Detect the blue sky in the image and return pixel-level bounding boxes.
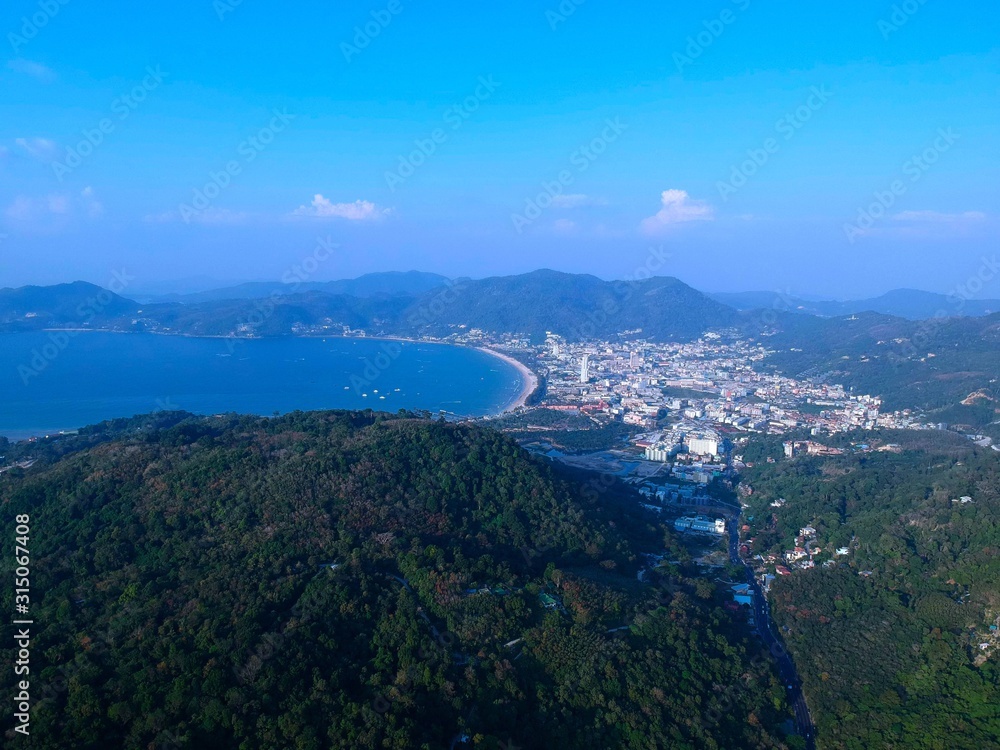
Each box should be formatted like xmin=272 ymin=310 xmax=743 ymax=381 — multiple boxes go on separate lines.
xmin=1 ymin=0 xmax=997 ymax=298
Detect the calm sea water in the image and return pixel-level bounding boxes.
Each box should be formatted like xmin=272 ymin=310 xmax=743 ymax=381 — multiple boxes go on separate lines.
xmin=0 ymin=332 xmax=524 ymax=439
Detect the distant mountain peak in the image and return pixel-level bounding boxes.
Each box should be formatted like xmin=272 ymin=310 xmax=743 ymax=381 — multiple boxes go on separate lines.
xmin=710 ymin=287 xmax=1000 ymax=320
xmin=0 ymin=280 xmax=139 ymax=328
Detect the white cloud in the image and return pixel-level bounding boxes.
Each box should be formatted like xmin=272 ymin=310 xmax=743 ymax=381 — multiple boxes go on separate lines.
xmin=854 ymin=210 xmax=990 ymax=241
xmin=4 ymin=195 xmax=66 ymax=223
xmin=4 ymin=189 xmax=103 ymax=225
xmin=4 ymin=196 xmax=34 ymax=221
xmin=15 ymin=137 xmax=58 ymax=162
xmin=552 ymin=218 xmax=576 ymax=233
xmin=7 ymin=59 xmax=56 ymax=82
xmin=81 ymin=186 xmax=103 ymax=217
xmin=640 ymin=189 xmax=714 ymax=234
xmin=47 ymin=195 xmax=69 ymax=214
xmin=292 ymin=194 xmax=388 ymax=220
xmin=194 ymin=208 xmax=250 ymax=225
xmin=892 ymin=210 xmax=987 ymax=223
xmin=551 ymin=193 xmax=606 ymax=209
xmin=143 ymin=207 xmax=250 ymax=225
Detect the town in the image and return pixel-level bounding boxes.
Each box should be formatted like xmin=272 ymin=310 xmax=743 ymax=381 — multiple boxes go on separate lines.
xmin=487 ymin=329 xmax=931 ymax=437
xmin=422 ymin=326 xmax=1000 ymax=655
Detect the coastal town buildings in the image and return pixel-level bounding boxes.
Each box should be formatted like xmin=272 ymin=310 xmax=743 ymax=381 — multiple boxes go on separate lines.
xmin=450 ymin=329 xmax=934 ymax=442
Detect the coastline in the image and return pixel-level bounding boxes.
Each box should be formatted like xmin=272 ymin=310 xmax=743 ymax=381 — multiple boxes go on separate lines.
xmin=2 ymin=331 xmax=538 ymax=438
xmin=475 ymin=347 xmax=539 ymax=413
xmin=34 ymin=328 xmax=540 ymax=413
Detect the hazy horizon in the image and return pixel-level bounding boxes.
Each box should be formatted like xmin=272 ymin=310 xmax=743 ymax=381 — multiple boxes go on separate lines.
xmin=2 ymin=1 xmax=997 ymax=299
xmin=7 ymin=266 xmax=1000 ymax=305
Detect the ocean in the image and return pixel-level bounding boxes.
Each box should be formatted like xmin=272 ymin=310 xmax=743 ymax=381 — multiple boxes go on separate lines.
xmin=0 ymin=332 xmax=525 ymax=439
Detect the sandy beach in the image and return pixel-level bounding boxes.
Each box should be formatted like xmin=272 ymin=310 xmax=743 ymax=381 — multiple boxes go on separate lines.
xmin=476 ymin=347 xmax=539 ymax=412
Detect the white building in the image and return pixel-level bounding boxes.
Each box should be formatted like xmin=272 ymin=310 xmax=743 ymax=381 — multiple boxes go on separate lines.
xmin=645 ymin=445 xmax=675 ymax=462
xmin=674 ymin=515 xmax=727 ymax=535
xmin=687 ymin=436 xmax=720 ymax=457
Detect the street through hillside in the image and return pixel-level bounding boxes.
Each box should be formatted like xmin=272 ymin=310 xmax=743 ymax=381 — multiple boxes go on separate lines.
xmin=729 ymin=519 xmax=816 ymax=750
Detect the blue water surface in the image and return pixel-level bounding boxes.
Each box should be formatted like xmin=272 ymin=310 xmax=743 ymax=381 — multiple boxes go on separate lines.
xmin=0 ymin=332 xmax=524 ymax=439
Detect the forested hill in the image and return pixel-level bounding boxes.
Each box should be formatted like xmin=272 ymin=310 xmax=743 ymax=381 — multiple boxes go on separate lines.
xmin=0 ymin=271 xmax=738 ymax=342
xmin=741 ymin=431 xmax=1000 ymax=749
xmin=0 ymin=281 xmax=139 ymax=329
xmin=760 ymin=311 xmax=1000 ymax=434
xmin=712 ymin=288 xmax=1000 ymax=320
xmin=402 ymin=270 xmax=740 ymax=341
xmin=0 ymin=412 xmax=790 ymax=749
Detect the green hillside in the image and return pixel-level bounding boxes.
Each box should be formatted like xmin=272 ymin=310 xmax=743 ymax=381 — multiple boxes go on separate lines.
xmin=1 ymin=412 xmax=790 ymax=749
xmin=740 ymin=434 xmax=1000 ymax=749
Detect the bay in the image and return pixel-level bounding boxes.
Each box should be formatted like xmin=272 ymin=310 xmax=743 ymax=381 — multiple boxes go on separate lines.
xmin=0 ymin=332 xmax=526 ymax=439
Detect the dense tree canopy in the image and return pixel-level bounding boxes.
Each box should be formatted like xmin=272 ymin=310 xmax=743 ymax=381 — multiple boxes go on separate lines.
xmin=1 ymin=411 xmax=789 ymax=749
xmin=742 ymin=435 xmax=1000 ymax=749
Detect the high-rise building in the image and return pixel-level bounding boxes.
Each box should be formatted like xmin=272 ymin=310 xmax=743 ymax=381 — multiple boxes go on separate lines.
xmin=580 ymin=354 xmax=590 ymax=384
xmin=686 ymin=436 xmax=720 ymax=457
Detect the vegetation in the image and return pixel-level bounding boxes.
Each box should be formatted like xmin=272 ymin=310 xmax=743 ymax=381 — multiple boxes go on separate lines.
xmin=1 ymin=411 xmax=789 ymax=749
xmin=741 ymin=436 xmax=1000 ymax=748
xmin=761 ymin=311 xmax=1000 ymax=431
xmin=0 ymin=272 xmax=739 ymax=343
xmin=491 ymin=409 xmax=641 ymax=453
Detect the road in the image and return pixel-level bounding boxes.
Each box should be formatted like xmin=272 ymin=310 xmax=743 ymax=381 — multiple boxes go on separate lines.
xmin=728 ymin=520 xmax=816 ymax=749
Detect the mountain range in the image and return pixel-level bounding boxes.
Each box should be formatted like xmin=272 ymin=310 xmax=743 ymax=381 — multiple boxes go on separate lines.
xmin=4 ymin=273 xmax=999 ymax=356
xmin=6 ymin=270 xmax=998 ymax=431
xmin=0 ymin=270 xmax=739 ymax=341
xmin=709 ymin=288 xmax=1000 ymax=320
xmin=138 ymin=270 xmax=452 ymax=304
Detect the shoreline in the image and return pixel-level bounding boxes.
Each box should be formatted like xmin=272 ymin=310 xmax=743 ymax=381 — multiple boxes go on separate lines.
xmin=2 ymin=330 xmax=540 ymax=439
xmin=474 ymin=347 xmax=539 ymax=413
xmin=33 ymin=328 xmax=540 ymax=413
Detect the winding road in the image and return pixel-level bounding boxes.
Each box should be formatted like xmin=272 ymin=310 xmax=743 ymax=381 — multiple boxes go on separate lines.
xmin=728 ymin=519 xmax=816 ymax=749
